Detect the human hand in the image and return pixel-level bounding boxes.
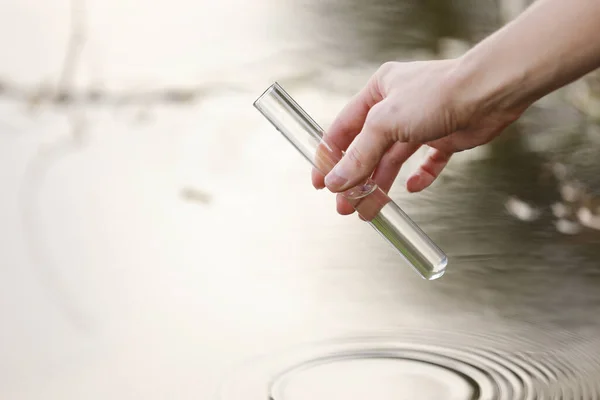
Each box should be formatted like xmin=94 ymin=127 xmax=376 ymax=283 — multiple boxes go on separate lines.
xmin=312 ymin=60 xmax=527 ymax=215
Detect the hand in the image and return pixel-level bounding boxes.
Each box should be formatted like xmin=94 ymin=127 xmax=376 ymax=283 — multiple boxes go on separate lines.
xmin=312 ymin=59 xmax=527 ymax=215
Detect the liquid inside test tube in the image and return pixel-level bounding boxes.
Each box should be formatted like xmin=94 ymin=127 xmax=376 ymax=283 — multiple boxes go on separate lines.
xmin=253 ymin=82 xmax=448 ymax=280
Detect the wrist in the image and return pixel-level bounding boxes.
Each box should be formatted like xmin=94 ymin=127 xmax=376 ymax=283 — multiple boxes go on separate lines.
xmin=448 ymin=48 xmax=531 ymax=129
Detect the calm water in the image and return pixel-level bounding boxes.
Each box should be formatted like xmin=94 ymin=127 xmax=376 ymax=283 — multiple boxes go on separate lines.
xmin=0 ymin=0 xmax=599 ymax=399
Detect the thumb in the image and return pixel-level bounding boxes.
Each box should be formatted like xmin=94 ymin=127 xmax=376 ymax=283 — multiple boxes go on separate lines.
xmin=324 ymin=100 xmax=396 ymax=192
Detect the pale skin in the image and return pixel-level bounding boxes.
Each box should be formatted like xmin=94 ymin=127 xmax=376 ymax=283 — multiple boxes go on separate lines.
xmin=312 ymin=0 xmax=600 ymax=216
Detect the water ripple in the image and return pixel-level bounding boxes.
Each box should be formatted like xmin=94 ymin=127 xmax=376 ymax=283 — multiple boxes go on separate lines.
xmin=218 ymin=330 xmax=600 ymax=400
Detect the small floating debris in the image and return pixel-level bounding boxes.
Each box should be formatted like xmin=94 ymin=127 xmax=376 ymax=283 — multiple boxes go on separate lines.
xmin=54 ymin=90 xmax=72 ymax=104
xmin=505 ymin=196 xmax=542 ymax=222
xmin=577 ymin=207 xmax=600 ymax=230
xmin=555 ymin=218 xmax=582 ymax=235
xmin=560 ymin=182 xmax=583 ymax=203
xmin=181 ymin=187 xmax=211 ymax=204
xmin=161 ymin=88 xmax=197 ymax=103
xmin=551 ymin=202 xmax=571 ymax=219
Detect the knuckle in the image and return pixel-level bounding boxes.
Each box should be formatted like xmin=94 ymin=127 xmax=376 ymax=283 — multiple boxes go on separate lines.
xmin=365 ymin=103 xmax=387 ymax=127
xmin=365 ymin=102 xmax=407 ymax=143
xmin=367 ymin=100 xmax=398 ymax=125
xmin=377 ymin=61 xmax=396 ymax=77
xmin=374 ymin=62 xmax=397 ymax=94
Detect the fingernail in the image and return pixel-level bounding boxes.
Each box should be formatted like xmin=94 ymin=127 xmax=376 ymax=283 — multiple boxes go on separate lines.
xmin=324 ymin=168 xmax=349 ymax=191
xmin=407 ymin=173 xmax=422 ymax=191
xmin=412 ymin=173 xmax=422 ymax=185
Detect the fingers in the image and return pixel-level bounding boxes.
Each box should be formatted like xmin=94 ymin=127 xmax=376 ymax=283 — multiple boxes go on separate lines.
xmin=324 ymin=100 xmax=397 ymax=192
xmin=427 ymin=130 xmax=477 ymax=154
xmin=371 ymin=142 xmax=421 ymax=194
xmin=312 ymin=168 xmax=325 ymax=189
xmin=406 ymin=147 xmax=452 ymax=193
xmin=404 ymin=129 xmax=480 ymax=192
xmin=333 ymin=142 xmax=420 ymax=216
xmin=311 ymin=77 xmax=383 ymax=190
xmin=336 ymin=194 xmax=355 ymax=215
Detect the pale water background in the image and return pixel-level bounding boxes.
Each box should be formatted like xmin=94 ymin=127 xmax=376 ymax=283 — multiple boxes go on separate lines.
xmin=1 ymin=0 xmax=600 ymax=399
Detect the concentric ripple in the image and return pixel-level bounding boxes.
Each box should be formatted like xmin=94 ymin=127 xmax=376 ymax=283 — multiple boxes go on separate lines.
xmin=217 ymin=329 xmax=600 ymax=400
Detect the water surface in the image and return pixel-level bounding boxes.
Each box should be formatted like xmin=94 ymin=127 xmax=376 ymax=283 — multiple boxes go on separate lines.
xmin=0 ymin=0 xmax=599 ymax=399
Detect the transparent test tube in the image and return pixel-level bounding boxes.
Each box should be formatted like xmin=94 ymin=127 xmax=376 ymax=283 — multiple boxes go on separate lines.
xmin=253 ymin=83 xmax=448 ymax=280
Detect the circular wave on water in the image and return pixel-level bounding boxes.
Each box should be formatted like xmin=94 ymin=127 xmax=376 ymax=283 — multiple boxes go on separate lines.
xmin=217 ymin=330 xmax=600 ymax=400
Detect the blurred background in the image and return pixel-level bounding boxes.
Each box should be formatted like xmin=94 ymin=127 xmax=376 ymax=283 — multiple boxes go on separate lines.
xmin=1 ymin=0 xmax=600 ymax=399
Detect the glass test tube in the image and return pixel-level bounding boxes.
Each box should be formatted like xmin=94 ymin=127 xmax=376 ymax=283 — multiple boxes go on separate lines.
xmin=253 ymin=82 xmax=448 ymax=280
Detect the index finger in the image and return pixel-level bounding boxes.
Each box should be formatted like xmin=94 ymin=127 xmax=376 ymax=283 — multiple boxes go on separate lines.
xmin=312 ymin=76 xmax=384 ymax=188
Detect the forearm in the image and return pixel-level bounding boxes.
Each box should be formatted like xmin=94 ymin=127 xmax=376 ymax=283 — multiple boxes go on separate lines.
xmin=454 ymin=0 xmax=600 ymax=116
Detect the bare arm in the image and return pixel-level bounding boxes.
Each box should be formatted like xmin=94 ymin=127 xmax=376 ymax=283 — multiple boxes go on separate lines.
xmin=456 ymin=0 xmax=600 ymax=119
